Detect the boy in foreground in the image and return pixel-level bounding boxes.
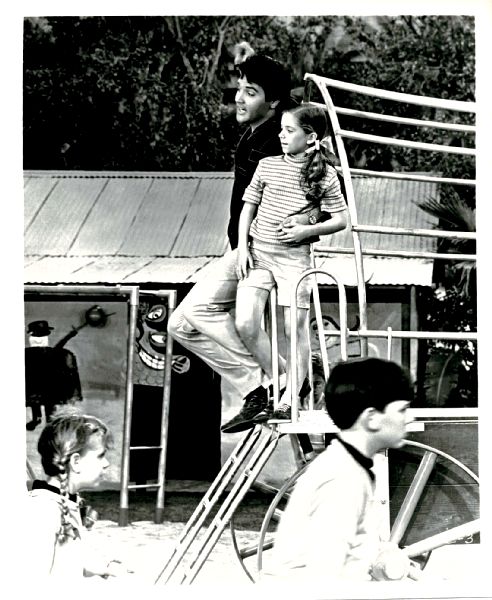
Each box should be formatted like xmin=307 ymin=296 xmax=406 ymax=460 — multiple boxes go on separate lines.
xmin=262 ymin=357 xmax=420 ymax=584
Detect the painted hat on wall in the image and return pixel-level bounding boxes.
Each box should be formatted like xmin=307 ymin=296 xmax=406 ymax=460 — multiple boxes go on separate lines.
xmin=27 ymin=320 xmax=54 ymax=337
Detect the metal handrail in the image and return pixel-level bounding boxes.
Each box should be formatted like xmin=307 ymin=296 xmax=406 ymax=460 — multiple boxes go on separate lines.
xmin=334 ymin=105 xmax=476 ymax=133
xmin=305 ymin=73 xmax=476 ymax=113
xmin=352 ymin=224 xmax=476 ymax=240
xmin=307 ymin=99 xmax=476 ymax=132
xmin=315 ymin=247 xmax=476 ymax=261
xmin=316 ymin=328 xmax=477 ymax=342
xmin=289 ymin=268 xmax=348 ymax=424
xmin=303 ymin=74 xmax=476 ymax=359
xmin=339 ymin=129 xmax=475 ymax=155
xmin=307 ymin=74 xmax=370 ymax=355
xmin=343 ymin=167 xmax=475 ymax=186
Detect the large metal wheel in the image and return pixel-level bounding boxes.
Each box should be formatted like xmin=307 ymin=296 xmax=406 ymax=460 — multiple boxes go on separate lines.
xmin=229 ymin=439 xmax=479 ymax=582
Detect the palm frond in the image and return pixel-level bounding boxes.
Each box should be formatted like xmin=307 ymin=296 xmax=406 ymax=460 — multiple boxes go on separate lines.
xmin=415 ymin=195 xmax=476 ymax=232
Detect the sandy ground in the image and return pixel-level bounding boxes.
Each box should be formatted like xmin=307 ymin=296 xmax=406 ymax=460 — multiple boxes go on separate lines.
xmin=83 ymin=518 xmax=487 ymax=596
xmin=88 ymin=519 xmax=261 ymax=586
xmin=26 ymin=397 xmax=486 ymax=593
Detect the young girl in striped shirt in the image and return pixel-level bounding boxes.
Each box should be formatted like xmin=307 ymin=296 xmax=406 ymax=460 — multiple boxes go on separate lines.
xmin=235 ymin=103 xmax=347 ymax=421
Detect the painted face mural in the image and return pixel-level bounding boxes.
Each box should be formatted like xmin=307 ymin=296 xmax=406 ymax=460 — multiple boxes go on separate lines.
xmin=309 ymin=313 xmax=378 ymax=360
xmin=134 ymin=301 xmax=190 ymax=386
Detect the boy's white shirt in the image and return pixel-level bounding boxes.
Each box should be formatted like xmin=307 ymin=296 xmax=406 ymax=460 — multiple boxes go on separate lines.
xmin=263 ymin=437 xmax=381 ymax=583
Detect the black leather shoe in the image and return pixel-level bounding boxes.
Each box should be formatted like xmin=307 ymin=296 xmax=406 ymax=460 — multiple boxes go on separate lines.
xmin=221 ymin=386 xmax=269 ymax=433
xmin=253 ymin=398 xmax=274 ymax=424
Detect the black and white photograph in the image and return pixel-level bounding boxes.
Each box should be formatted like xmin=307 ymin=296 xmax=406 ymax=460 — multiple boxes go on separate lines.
xmin=6 ymin=1 xmax=492 ymax=596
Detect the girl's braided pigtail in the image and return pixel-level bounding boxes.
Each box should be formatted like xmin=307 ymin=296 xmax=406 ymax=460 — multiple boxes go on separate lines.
xmin=287 ymin=103 xmax=341 ymax=207
xmin=56 ymin=456 xmax=81 ymax=544
xmin=302 ymin=141 xmax=338 ymax=207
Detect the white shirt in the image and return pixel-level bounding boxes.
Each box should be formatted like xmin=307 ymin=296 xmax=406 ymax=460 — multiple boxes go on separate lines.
xmin=263 ymin=438 xmax=380 ymax=583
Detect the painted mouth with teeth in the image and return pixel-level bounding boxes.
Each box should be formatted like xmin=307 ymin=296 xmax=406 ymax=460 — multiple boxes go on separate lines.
xmin=138 ymin=346 xmax=164 ymax=370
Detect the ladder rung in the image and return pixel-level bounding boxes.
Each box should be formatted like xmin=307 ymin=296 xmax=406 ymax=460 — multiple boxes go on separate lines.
xmin=129 ymin=445 xmax=163 ymax=450
xmin=128 ymin=483 xmax=161 ymax=490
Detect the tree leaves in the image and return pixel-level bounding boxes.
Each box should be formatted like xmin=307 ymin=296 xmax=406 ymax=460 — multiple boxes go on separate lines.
xmin=23 ymin=15 xmax=475 ymax=173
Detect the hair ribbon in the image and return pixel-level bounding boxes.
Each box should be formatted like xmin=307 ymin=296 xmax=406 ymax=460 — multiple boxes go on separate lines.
xmin=307 ymin=137 xmax=332 ymax=154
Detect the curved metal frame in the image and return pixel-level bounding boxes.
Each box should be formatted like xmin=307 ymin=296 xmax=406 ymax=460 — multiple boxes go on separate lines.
xmin=289 ymin=268 xmax=348 ymax=421
xmin=229 ymin=439 xmax=479 ymax=583
xmin=303 ymin=73 xmax=476 ymax=359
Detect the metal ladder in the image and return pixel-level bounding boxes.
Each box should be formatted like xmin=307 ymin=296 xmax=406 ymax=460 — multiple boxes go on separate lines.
xmin=23 ymin=284 xmax=176 ymax=525
xmin=119 ymin=288 xmax=177 ymax=525
xmin=154 ymin=275 xmax=348 ymax=584
xmin=154 ymin=425 xmax=281 ymax=584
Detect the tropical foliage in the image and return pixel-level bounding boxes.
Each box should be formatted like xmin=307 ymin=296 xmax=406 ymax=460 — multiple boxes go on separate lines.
xmin=23 ymin=14 xmax=477 ymax=405
xmin=23 ymin=15 xmax=475 ymax=173
xmin=416 ymin=190 xmax=477 ymax=406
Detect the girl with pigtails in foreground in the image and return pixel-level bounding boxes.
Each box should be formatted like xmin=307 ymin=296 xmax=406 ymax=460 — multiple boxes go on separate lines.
xmin=26 ymin=408 xmax=131 ymax=580
xmin=235 ymin=103 xmax=347 ymax=422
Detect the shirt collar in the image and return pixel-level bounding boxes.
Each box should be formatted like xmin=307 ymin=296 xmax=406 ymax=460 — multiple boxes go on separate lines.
xmin=31 ymin=479 xmax=79 ymax=503
xmin=245 ymin=114 xmax=281 ymax=139
xmin=335 ymin=436 xmax=375 ymax=481
xmin=283 ymin=153 xmax=309 ymax=165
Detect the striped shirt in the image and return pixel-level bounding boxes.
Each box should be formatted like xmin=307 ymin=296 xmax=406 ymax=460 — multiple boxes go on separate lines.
xmin=242 ymin=153 xmax=346 ymax=247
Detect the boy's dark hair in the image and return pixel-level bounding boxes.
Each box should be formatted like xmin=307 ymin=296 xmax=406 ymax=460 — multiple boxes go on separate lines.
xmin=237 ymin=54 xmax=291 ymax=108
xmin=324 ymin=358 xmax=413 ymax=430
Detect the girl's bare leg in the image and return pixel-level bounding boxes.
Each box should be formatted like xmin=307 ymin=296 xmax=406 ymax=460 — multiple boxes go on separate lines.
xmin=281 ymin=306 xmax=310 ymax=406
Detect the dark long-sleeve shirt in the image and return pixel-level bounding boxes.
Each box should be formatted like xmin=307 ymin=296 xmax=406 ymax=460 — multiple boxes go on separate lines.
xmin=227 ymin=115 xmax=282 ymax=249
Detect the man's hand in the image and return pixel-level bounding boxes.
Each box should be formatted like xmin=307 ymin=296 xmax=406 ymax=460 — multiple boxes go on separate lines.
xmin=277 ymin=219 xmax=311 ymax=243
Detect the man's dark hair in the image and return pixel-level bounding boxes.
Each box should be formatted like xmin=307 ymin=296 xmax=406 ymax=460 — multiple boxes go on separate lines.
xmin=324 ymin=358 xmax=413 ymax=430
xmin=237 ymin=54 xmax=291 ymax=108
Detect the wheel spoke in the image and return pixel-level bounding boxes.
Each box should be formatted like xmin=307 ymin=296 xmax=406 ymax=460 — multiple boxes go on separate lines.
xmin=404 ymin=519 xmax=480 ymax=558
xmin=390 ymin=450 xmax=437 ymax=544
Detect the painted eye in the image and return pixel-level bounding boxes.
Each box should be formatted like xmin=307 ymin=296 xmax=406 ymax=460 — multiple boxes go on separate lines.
xmin=146 ymin=304 xmax=167 ymax=324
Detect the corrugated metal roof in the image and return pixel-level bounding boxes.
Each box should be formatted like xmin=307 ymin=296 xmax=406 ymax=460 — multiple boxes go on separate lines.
xmin=24 ymin=170 xmax=438 ymax=286
xmin=320 ymin=176 xmax=438 ymax=252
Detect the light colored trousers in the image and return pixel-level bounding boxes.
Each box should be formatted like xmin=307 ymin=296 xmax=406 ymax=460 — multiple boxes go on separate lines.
xmin=167 ymin=250 xmax=264 ymax=399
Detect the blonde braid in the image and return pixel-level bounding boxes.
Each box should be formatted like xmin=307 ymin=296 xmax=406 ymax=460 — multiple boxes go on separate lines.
xmin=55 ymin=454 xmax=81 ymax=544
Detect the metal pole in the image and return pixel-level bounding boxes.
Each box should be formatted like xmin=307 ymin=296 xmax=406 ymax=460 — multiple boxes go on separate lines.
xmin=403 ymin=519 xmax=480 ymax=558
xmin=304 ymin=73 xmax=476 ymax=113
xmin=119 ymin=286 xmax=139 ymax=526
xmin=308 ymin=76 xmax=369 ymax=356
xmin=390 ymin=451 xmax=438 ymax=545
xmin=270 ymin=287 xmax=280 ymax=408
xmin=310 ymin=249 xmax=330 ymax=381
xmin=386 ymin=327 xmax=393 ymax=360
xmin=155 ymin=290 xmax=177 ymax=524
